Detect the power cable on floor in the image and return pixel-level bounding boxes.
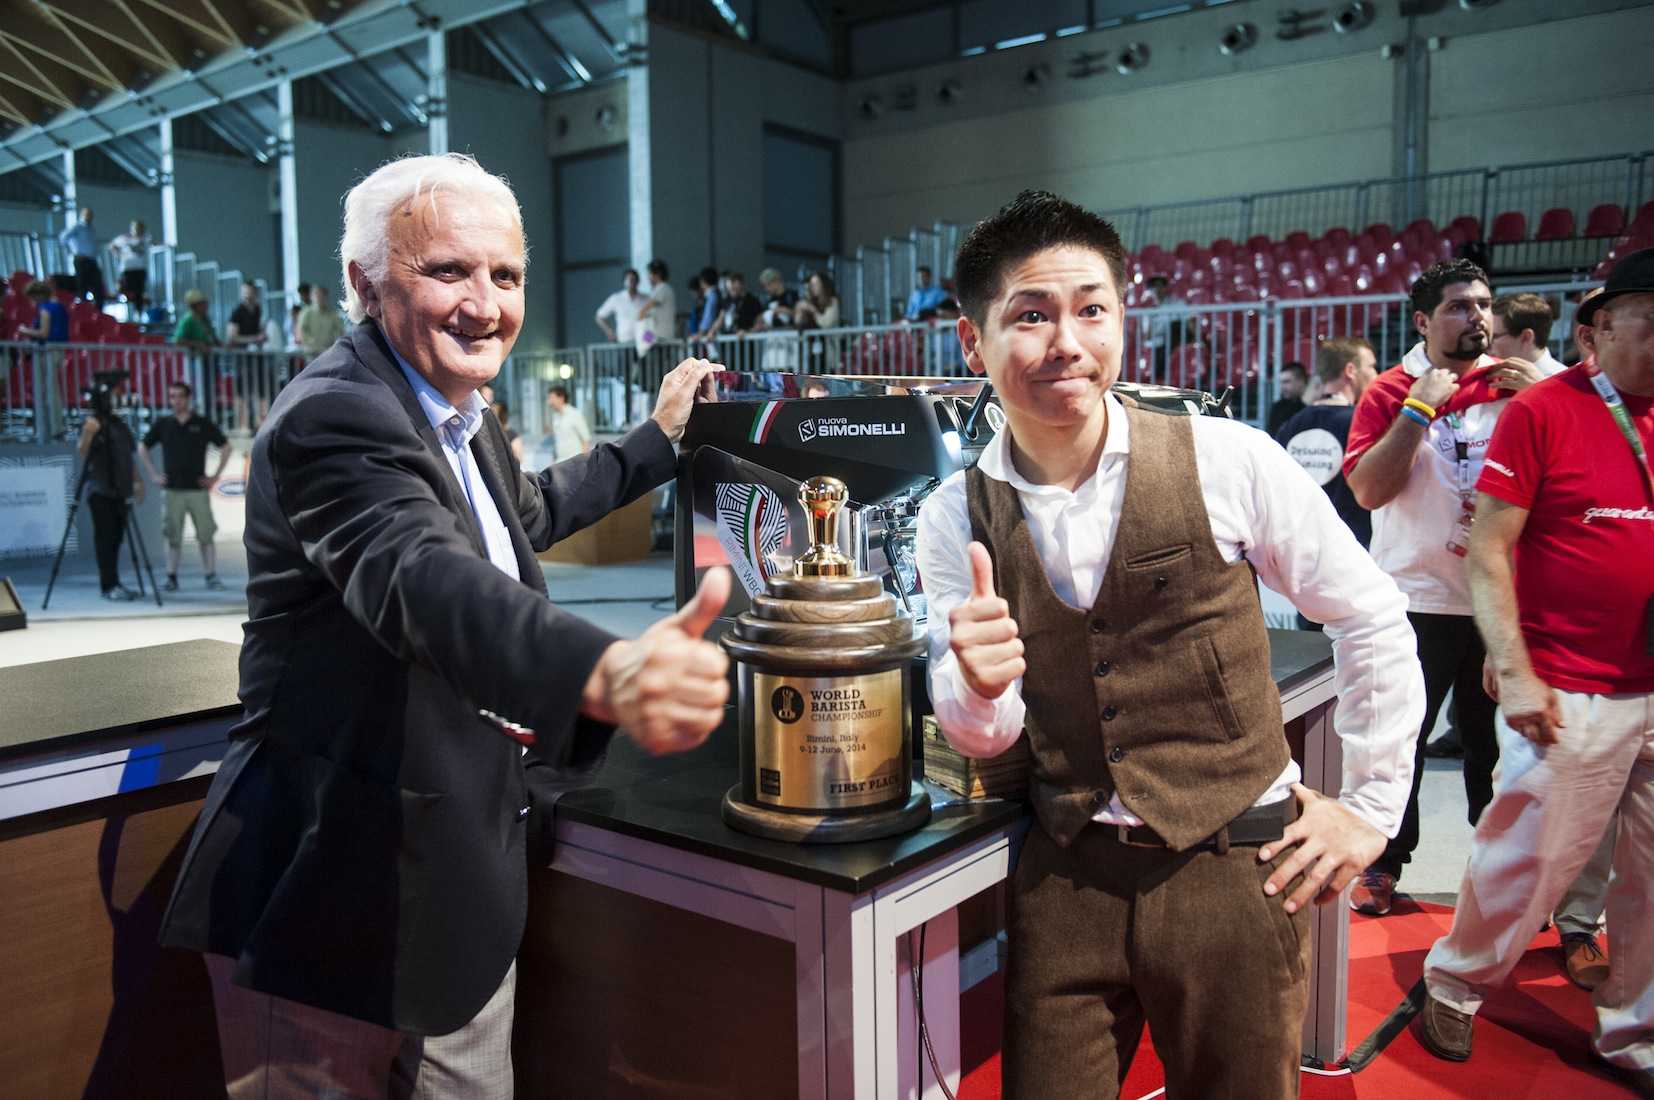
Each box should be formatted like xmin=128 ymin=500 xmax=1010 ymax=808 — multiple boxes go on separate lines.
xmin=909 ymin=921 xmax=958 ymax=1100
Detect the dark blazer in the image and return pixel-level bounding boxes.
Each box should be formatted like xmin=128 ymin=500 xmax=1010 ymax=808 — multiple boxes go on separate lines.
xmin=159 ymin=322 xmax=676 ymax=1035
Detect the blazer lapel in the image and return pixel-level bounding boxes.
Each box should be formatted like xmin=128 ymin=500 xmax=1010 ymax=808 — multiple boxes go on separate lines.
xmin=352 ymin=323 xmax=488 ymax=559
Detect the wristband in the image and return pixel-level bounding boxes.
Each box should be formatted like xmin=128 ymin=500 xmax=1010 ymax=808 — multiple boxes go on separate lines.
xmin=1399 ymin=405 xmax=1431 ymax=428
xmin=1402 ymin=397 xmax=1437 ymax=420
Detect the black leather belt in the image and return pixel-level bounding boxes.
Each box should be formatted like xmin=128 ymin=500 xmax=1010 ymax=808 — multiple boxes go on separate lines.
xmin=1107 ymin=797 xmax=1294 ymax=851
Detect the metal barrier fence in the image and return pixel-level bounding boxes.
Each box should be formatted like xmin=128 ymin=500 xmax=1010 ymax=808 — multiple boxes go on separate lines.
xmin=863 ymin=152 xmax=1650 ymax=274
xmin=1 ymin=280 xmax=1601 ymax=447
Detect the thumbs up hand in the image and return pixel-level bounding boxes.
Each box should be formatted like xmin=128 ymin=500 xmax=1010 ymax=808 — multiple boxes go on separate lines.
xmin=947 ymin=542 xmax=1025 ymax=701
xmin=582 ymin=567 xmax=733 ymax=754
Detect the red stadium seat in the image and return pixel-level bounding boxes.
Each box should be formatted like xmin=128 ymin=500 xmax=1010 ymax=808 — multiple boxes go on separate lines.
xmin=1362 ymin=223 xmax=1395 ymax=246
xmin=1210 ymin=237 xmax=1236 ymax=258
xmin=1301 ymin=270 xmax=1323 ymax=296
xmin=1377 ymin=270 xmax=1409 ymax=295
xmin=1285 ymin=231 xmax=1312 ymax=251
xmin=1329 ymin=273 xmax=1355 ymax=297
xmin=1584 ymin=204 xmax=1625 ymax=238
xmin=1245 ymin=234 xmax=1273 ymax=252
xmin=1535 ymin=207 xmax=1576 ymax=241
xmin=1403 ymin=218 xmax=1436 ymax=240
xmin=1324 ymin=226 xmax=1352 ymax=246
xmin=8 ymin=270 xmax=31 ymax=296
xmin=1174 ymin=240 xmax=1200 ymax=262
xmin=1489 ymin=211 xmax=1527 ymax=243
xmin=1274 ymin=279 xmax=1306 ymax=301
xmin=1446 ymin=216 xmax=1481 ymax=244
xmin=1632 ymin=202 xmax=1654 ymax=234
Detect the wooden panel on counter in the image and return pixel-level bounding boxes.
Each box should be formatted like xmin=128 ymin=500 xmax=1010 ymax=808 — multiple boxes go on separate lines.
xmin=0 ymin=780 xmax=220 ymax=1099
xmin=515 ymin=868 xmax=798 ymax=1098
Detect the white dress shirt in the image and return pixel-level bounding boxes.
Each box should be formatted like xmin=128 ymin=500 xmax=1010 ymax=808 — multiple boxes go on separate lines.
xmin=597 ymin=288 xmax=645 ymax=344
xmin=917 ymin=391 xmax=1424 ymax=837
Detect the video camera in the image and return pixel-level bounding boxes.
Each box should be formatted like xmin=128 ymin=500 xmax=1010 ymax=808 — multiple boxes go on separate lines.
xmin=81 ymin=369 xmax=130 ymax=418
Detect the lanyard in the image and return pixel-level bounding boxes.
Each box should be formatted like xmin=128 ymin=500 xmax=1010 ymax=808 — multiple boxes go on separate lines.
xmin=1442 ymin=411 xmax=1473 ymax=496
xmin=1584 ymin=363 xmax=1654 ymax=499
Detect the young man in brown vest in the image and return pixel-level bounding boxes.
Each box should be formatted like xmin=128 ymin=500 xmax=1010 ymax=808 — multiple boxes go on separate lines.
xmin=916 ymin=191 xmax=1425 ymax=1098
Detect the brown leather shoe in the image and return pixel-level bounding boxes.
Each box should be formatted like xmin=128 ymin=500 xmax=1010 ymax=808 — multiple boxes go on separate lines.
xmin=1562 ymin=933 xmax=1610 ymax=991
xmin=1349 ymin=869 xmax=1396 ymax=915
xmin=1417 ymin=993 xmax=1474 ymax=1062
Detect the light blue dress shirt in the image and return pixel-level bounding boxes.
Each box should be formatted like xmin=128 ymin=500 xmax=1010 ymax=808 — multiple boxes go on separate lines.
xmin=904 ymin=284 xmax=947 ymax=320
xmin=60 ymin=222 xmax=97 ymax=259
xmin=391 ymin=350 xmax=521 ymax=582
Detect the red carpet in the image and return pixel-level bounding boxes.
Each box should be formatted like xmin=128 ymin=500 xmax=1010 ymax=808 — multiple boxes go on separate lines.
xmin=957 ymin=899 xmax=1636 ymax=1098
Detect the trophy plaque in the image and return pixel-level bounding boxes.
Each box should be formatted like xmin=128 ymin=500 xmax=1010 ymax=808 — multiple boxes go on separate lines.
xmin=720 ymin=476 xmax=931 ymax=843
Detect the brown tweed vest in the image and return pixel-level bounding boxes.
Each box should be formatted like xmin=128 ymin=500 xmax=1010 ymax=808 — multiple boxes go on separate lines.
xmin=965 ymin=401 xmax=1287 ymax=850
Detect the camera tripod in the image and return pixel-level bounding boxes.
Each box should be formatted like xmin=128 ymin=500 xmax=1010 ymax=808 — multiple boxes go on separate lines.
xmin=41 ymin=455 xmax=163 ymax=610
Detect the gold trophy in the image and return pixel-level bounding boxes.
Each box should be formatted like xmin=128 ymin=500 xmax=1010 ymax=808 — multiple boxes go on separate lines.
xmin=720 ymin=476 xmax=931 ymax=843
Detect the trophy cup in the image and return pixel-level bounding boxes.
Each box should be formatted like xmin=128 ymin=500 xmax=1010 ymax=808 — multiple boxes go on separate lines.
xmin=720 ymin=476 xmax=931 ymax=843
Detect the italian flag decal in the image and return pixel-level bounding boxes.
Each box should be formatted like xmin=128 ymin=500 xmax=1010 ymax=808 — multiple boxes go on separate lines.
xmin=749 ymin=401 xmax=783 ymax=444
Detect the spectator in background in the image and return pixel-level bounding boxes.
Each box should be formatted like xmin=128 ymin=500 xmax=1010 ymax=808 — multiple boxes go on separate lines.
xmin=1417 ymin=253 xmax=1654 ymax=1088
xmin=76 ymin=375 xmax=143 ymax=600
xmin=719 ymin=272 xmax=763 ymax=334
xmin=1275 ymin=338 xmax=1379 ymax=631
xmin=16 ymin=280 xmax=68 ymax=342
xmin=287 ymin=282 xmax=312 ymax=346
xmin=1265 ymin=361 xmax=1309 ymax=435
xmin=1343 ymin=259 xmax=1507 ymax=917
xmin=490 ymin=398 xmax=525 ymax=463
xmin=227 ymin=281 xmax=266 ymax=347
xmin=689 ymin=265 xmax=722 ymax=349
xmin=1488 ymin=292 xmax=1567 ymax=386
xmin=139 ymin=381 xmax=231 ymax=592
xmin=108 ymin=220 xmax=150 ymax=311
xmin=904 ymin=265 xmax=946 ymax=321
xmin=173 ymin=289 xmax=218 ymax=352
xmin=595 ymin=268 xmax=647 ymax=345
xmin=637 ymin=259 xmax=676 ymax=360
xmin=756 ymin=268 xmax=798 ymax=329
xmin=59 ymin=206 xmax=104 ymax=308
xmin=802 ymin=379 xmax=831 ymax=398
xmin=298 ymin=285 xmax=346 ymax=357
xmin=545 ymin=384 xmax=593 ymax=461
xmin=795 ymin=270 xmax=841 ymax=330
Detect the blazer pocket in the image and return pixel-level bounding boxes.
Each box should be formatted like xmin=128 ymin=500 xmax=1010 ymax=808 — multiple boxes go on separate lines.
xmin=1197 ymin=635 xmax=1245 ymax=742
xmin=1123 ymin=544 xmax=1192 ymax=570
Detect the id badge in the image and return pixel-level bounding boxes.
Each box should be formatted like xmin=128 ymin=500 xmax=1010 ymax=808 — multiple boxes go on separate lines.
xmin=1445 ymin=494 xmax=1475 ymax=558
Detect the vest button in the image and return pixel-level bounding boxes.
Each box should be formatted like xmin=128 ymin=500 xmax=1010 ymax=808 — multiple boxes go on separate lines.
xmin=1108 ymin=745 xmax=1125 ymax=763
xmin=1102 ymin=705 xmax=1118 ymax=721
xmin=1094 ymin=660 xmax=1111 ymax=677
xmin=1155 ymin=575 xmax=1169 ymax=590
xmin=1089 ymin=618 xmax=1106 ymax=633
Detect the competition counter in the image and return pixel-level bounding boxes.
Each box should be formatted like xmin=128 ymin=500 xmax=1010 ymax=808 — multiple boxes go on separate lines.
xmin=0 ymin=632 xmax=1340 ymax=1099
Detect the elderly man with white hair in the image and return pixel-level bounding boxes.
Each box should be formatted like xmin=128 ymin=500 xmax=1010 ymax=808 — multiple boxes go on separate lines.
xmin=160 ymin=153 xmax=728 ymax=1098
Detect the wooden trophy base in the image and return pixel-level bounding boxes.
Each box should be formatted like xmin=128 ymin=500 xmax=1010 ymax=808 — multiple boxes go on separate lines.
xmin=721 ymin=782 xmax=931 ymax=844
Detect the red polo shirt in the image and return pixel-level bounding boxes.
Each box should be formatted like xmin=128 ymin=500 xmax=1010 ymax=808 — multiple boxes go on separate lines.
xmin=1477 ymin=365 xmax=1654 ymax=694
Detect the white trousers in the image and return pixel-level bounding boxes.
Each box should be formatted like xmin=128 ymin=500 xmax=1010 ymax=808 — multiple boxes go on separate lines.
xmin=1423 ymin=688 xmax=1654 ymax=1070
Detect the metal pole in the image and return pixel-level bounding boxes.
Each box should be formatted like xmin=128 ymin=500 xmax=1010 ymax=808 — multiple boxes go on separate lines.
xmin=277 ymin=80 xmax=300 ymax=301
xmin=427 ymin=28 xmax=449 ymax=155
xmin=158 ymin=117 xmax=178 ymax=248
xmin=61 ymin=149 xmax=77 ymax=231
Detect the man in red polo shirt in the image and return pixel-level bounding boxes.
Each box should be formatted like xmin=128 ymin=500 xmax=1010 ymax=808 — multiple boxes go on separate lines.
xmin=1342 ymin=259 xmax=1538 ymax=915
xmin=1417 ymin=250 xmax=1654 ymax=1092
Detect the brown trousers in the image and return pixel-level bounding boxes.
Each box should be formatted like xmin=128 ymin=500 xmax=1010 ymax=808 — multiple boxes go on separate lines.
xmin=1005 ymin=823 xmax=1311 ymax=1100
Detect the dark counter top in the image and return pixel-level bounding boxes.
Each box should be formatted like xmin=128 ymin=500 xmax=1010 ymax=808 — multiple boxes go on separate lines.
xmin=0 ymin=640 xmax=241 ymax=762
xmin=555 ymin=627 xmax=1335 ymax=895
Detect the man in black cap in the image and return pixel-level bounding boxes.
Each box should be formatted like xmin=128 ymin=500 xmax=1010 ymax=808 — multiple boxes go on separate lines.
xmin=1416 ymin=249 xmax=1654 ymax=1093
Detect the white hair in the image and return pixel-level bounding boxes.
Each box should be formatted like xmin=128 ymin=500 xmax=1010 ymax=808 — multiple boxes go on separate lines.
xmin=339 ymin=152 xmax=524 ymax=324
